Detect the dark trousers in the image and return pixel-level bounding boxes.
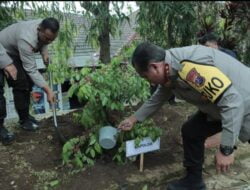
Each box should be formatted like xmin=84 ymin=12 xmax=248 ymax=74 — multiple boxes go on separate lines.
xmin=0 ymin=58 xmax=33 ymax=125
xmin=0 ymin=70 xmax=6 ymax=125
xmin=181 ymin=111 xmax=222 ymax=170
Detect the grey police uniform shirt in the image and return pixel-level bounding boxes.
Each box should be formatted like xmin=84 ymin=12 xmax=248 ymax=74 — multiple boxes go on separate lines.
xmin=134 ymin=45 xmax=250 ymax=147
xmin=0 ymin=19 xmax=48 ymax=87
xmin=0 ymin=43 xmax=12 ymax=69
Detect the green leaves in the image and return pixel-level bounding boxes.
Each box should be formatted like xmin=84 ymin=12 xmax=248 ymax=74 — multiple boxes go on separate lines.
xmin=62 ymin=40 xmax=156 ymax=169
xmin=137 ymin=2 xmax=199 ymax=48
xmin=89 ymin=135 xmax=96 ymax=145
xmin=142 ymin=185 xmax=148 ymax=190
xmin=62 ymin=119 xmax=161 ymax=168
xmin=81 ymin=2 xmax=127 ymax=45
xmin=126 ymin=120 xmax=162 ymax=148
xmin=48 ymin=18 xmax=78 ymax=84
xmin=70 ymin=45 xmax=150 ymax=129
xmin=62 ymin=133 xmax=103 ymax=168
xmin=48 ymin=180 xmax=60 ymax=187
xmin=113 ymin=120 xmax=161 ymax=164
xmin=94 ymin=143 xmax=102 ymax=154
xmin=90 ymin=149 xmax=95 ymax=158
xmin=112 ymin=142 xmax=126 ymax=164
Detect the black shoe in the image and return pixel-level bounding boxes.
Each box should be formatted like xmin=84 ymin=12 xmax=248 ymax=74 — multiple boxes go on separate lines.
xmin=168 ymin=99 xmax=177 ymax=105
xmin=29 ymin=115 xmax=39 ymax=125
xmin=0 ymin=127 xmax=15 ymax=145
xmin=19 ymin=119 xmax=40 ymax=131
xmin=20 ymin=115 xmax=39 ymax=125
xmin=167 ymin=176 xmax=206 ymax=190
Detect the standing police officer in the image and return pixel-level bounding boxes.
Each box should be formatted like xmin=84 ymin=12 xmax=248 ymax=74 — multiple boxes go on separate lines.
xmin=0 ymin=17 xmax=59 ymax=145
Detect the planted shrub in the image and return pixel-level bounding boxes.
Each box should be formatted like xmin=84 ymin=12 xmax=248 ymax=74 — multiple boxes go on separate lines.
xmin=63 ymin=44 xmax=162 ymax=168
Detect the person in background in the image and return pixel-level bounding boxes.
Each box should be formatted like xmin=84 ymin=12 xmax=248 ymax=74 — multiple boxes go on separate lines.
xmin=198 ymin=33 xmax=237 ymax=59
xmin=0 ymin=17 xmax=59 ymax=145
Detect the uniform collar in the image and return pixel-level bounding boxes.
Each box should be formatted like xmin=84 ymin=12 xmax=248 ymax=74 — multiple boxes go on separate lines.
xmin=20 ymin=19 xmax=42 ymax=52
xmin=165 ymin=50 xmax=179 ymax=80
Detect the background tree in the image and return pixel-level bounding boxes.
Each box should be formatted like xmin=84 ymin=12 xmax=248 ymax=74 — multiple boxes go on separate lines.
xmin=80 ymin=1 xmax=129 ymax=64
xmin=0 ymin=1 xmax=25 ymax=29
xmin=136 ymin=1 xmax=198 ymax=48
xmin=196 ymin=1 xmax=250 ymax=64
xmin=196 ymin=1 xmax=220 ymax=39
xmin=136 ymin=1 xmax=250 ymax=64
xmin=218 ymin=1 xmax=250 ymax=64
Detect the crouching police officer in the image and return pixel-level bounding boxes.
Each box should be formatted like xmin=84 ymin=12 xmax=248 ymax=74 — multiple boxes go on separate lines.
xmin=0 ymin=18 xmax=59 ymax=145
xmin=118 ymin=42 xmax=250 ymax=190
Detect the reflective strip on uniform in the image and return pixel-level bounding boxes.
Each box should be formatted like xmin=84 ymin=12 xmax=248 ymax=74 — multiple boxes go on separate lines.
xmin=178 ymin=60 xmax=232 ymax=103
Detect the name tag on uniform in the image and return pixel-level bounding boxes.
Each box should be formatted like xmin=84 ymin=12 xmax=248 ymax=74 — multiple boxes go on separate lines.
xmin=178 ymin=60 xmax=232 ymax=103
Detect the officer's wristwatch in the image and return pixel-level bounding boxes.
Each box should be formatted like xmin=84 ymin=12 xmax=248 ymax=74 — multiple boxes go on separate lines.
xmin=219 ymin=145 xmax=234 ymax=156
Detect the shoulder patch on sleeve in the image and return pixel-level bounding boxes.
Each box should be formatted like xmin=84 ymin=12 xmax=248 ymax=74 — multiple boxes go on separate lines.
xmin=178 ymin=60 xmax=232 ymax=103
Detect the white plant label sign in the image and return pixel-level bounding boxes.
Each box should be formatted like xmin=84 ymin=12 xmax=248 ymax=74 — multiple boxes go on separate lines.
xmin=126 ymin=137 xmax=160 ymax=157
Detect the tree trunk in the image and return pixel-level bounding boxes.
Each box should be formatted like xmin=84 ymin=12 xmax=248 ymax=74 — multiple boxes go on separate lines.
xmin=167 ymin=16 xmax=173 ymax=48
xmin=99 ymin=27 xmax=110 ymax=64
xmin=99 ymin=1 xmax=111 ymax=64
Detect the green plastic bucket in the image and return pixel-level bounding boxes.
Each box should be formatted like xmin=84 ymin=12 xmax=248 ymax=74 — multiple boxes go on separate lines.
xmin=99 ymin=126 xmax=119 ymax=149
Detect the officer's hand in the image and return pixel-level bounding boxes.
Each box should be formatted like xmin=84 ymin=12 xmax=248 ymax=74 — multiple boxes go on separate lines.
xmin=215 ymin=150 xmax=234 ymax=173
xmin=47 ymin=89 xmax=55 ymax=104
xmin=118 ymin=115 xmax=137 ymax=131
xmin=43 ymin=55 xmax=50 ymax=65
xmin=4 ymin=64 xmax=17 ymax=80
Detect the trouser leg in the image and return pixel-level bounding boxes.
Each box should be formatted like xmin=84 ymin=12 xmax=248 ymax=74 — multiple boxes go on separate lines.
xmin=0 ymin=70 xmax=6 ymax=126
xmin=181 ymin=111 xmax=222 ymax=171
xmin=13 ymin=88 xmax=30 ymax=121
xmin=6 ymin=59 xmax=33 ymax=121
xmin=0 ymin=70 xmax=15 ymax=144
xmin=167 ymin=111 xmax=222 ymax=190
